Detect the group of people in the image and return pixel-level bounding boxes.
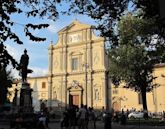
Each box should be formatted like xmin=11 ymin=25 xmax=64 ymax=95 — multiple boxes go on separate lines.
xmin=61 ymin=104 xmax=96 ymax=129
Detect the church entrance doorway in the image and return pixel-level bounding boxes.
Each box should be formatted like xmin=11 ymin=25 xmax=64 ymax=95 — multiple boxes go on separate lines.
xmin=69 ymin=95 xmax=79 ymax=106
xmin=113 ymin=101 xmax=121 ymax=111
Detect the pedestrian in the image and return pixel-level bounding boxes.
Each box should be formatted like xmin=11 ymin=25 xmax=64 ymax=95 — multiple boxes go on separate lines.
xmin=75 ymin=106 xmax=80 ymax=126
xmin=61 ymin=111 xmax=69 ymax=129
xmin=104 ymin=112 xmax=112 ymax=129
xmin=113 ymin=112 xmax=119 ymax=123
xmin=88 ymin=107 xmax=96 ymax=129
xmin=161 ymin=111 xmax=165 ymax=121
xmin=84 ymin=105 xmax=89 ymax=129
xmin=37 ymin=112 xmax=48 ymax=129
xmin=120 ymin=111 xmax=126 ymax=125
xmin=101 ymin=106 xmax=106 ymax=121
xmin=68 ymin=105 xmax=76 ymax=129
xmin=78 ymin=104 xmax=87 ymax=129
xmin=43 ymin=107 xmax=50 ymax=129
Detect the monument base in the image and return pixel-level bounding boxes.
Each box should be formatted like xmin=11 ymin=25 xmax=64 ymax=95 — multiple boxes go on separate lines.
xmin=20 ymin=82 xmax=33 ymax=113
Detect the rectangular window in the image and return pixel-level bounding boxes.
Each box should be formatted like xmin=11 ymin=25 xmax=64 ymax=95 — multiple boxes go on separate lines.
xmin=72 ymin=58 xmax=78 ymax=70
xmin=42 ymin=82 xmax=46 ymax=89
xmin=113 ymin=89 xmax=118 ymax=94
xmin=138 ymin=93 xmax=142 ymax=104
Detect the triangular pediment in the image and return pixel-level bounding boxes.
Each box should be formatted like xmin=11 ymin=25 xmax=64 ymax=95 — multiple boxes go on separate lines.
xmin=58 ymin=20 xmax=91 ymax=34
xmin=67 ymin=80 xmax=83 ymax=91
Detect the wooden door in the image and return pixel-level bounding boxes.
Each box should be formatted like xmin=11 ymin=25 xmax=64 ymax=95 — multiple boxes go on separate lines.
xmin=113 ymin=102 xmax=121 ymax=111
xmin=72 ymin=95 xmax=79 ymax=106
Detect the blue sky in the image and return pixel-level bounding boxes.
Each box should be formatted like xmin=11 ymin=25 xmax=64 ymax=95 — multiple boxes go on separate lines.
xmin=6 ymin=3 xmax=96 ymax=78
xmin=6 ymin=1 xmax=133 ymax=78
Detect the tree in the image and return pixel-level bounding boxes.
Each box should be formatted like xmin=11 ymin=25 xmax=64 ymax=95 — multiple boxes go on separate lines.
xmin=0 ymin=66 xmax=13 ymax=105
xmin=68 ymin=0 xmax=165 ymax=46
xmin=109 ymin=14 xmax=164 ymax=111
xmin=1 ymin=0 xmax=165 ymax=70
xmin=0 ymin=0 xmax=51 ymax=69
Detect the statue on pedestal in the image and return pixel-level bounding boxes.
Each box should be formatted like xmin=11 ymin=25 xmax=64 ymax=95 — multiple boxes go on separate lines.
xmin=19 ymin=49 xmax=33 ymax=82
xmin=18 ymin=49 xmax=33 ymax=113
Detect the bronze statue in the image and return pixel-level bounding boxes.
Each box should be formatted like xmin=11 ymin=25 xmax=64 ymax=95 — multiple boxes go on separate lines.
xmin=19 ymin=49 xmax=32 ymax=82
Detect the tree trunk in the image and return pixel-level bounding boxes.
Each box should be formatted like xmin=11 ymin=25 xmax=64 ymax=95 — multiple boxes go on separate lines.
xmin=141 ymin=87 xmax=148 ymax=111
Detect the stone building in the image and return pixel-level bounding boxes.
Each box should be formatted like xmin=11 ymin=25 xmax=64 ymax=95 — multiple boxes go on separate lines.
xmin=11 ymin=20 xmax=165 ymax=112
xmin=47 ymin=20 xmax=110 ymax=109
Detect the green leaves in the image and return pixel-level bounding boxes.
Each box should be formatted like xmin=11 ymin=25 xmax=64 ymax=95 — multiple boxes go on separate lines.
xmin=109 ymin=15 xmax=161 ymax=94
xmin=24 ymin=23 xmax=49 ymax=41
xmin=0 ymin=0 xmax=51 ymax=69
xmin=0 ymin=66 xmax=13 ymax=105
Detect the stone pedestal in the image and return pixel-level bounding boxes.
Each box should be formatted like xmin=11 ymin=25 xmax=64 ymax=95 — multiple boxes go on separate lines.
xmin=20 ymin=82 xmax=33 ymax=113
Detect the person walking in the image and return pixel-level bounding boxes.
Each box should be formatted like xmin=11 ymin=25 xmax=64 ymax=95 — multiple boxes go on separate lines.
xmin=37 ymin=112 xmax=48 ymax=129
xmin=61 ymin=111 xmax=69 ymax=129
xmin=88 ymin=107 xmax=96 ymax=129
xmin=78 ymin=104 xmax=87 ymax=129
xmin=68 ymin=105 xmax=76 ymax=129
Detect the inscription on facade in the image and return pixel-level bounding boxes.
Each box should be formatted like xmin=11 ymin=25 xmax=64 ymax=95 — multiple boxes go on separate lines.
xmin=68 ymin=33 xmax=82 ymax=43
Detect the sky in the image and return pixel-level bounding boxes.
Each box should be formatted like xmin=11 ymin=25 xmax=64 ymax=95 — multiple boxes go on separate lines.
xmin=6 ymin=2 xmax=96 ymax=78
xmin=6 ymin=1 xmax=133 ymax=79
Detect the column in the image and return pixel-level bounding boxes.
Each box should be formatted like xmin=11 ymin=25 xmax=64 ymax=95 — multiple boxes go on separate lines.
xmin=64 ymin=44 xmax=68 ymax=107
xmin=85 ymin=29 xmax=88 ymax=106
xmin=102 ymin=75 xmax=107 ymax=109
xmin=88 ymin=39 xmax=93 ymax=107
xmin=48 ymin=43 xmax=53 ymax=109
xmin=48 ymin=43 xmax=53 ymax=74
xmin=87 ymin=74 xmax=93 ymax=107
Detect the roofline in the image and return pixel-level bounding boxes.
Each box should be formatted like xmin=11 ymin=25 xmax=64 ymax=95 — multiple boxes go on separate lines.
xmin=27 ymin=76 xmax=48 ymax=79
xmin=154 ymin=63 xmax=165 ymax=68
xmin=57 ymin=20 xmax=91 ymax=34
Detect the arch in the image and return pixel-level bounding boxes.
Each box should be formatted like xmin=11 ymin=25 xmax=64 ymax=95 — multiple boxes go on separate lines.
xmin=67 ymin=81 xmax=83 ymax=107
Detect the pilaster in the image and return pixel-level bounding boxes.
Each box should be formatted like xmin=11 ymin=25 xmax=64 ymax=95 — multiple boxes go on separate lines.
xmin=48 ymin=43 xmax=53 ymax=109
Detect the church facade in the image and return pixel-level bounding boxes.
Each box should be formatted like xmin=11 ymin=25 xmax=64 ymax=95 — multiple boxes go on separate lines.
xmin=11 ymin=20 xmax=165 ymax=112
xmin=47 ymin=20 xmax=111 ymax=109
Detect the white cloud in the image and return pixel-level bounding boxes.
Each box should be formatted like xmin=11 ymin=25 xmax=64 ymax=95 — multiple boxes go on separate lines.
xmin=10 ymin=68 xmax=20 ymax=79
xmin=47 ymin=24 xmax=58 ymax=33
xmin=8 ymin=66 xmax=48 ymax=79
xmin=8 ymin=67 xmax=48 ymax=79
xmin=29 ymin=67 xmax=48 ymax=77
xmin=5 ymin=44 xmax=22 ymax=61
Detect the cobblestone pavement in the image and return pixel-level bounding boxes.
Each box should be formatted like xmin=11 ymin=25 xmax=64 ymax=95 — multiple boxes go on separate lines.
xmin=0 ymin=121 xmax=165 ymax=129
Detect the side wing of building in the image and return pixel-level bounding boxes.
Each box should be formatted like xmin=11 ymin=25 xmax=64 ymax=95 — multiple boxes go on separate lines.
xmin=111 ymin=63 xmax=165 ymax=112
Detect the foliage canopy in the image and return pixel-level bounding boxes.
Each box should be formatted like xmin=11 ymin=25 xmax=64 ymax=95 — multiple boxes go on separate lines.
xmin=109 ymin=14 xmax=164 ymax=110
xmin=0 ymin=66 xmax=13 ymax=105
xmin=0 ymin=0 xmax=165 ymax=69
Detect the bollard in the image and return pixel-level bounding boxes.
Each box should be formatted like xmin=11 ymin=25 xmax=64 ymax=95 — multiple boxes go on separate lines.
xmin=104 ymin=113 xmax=111 ymax=129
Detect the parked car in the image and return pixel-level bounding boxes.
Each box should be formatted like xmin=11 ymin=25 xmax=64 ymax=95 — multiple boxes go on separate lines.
xmin=128 ymin=112 xmax=144 ymax=119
